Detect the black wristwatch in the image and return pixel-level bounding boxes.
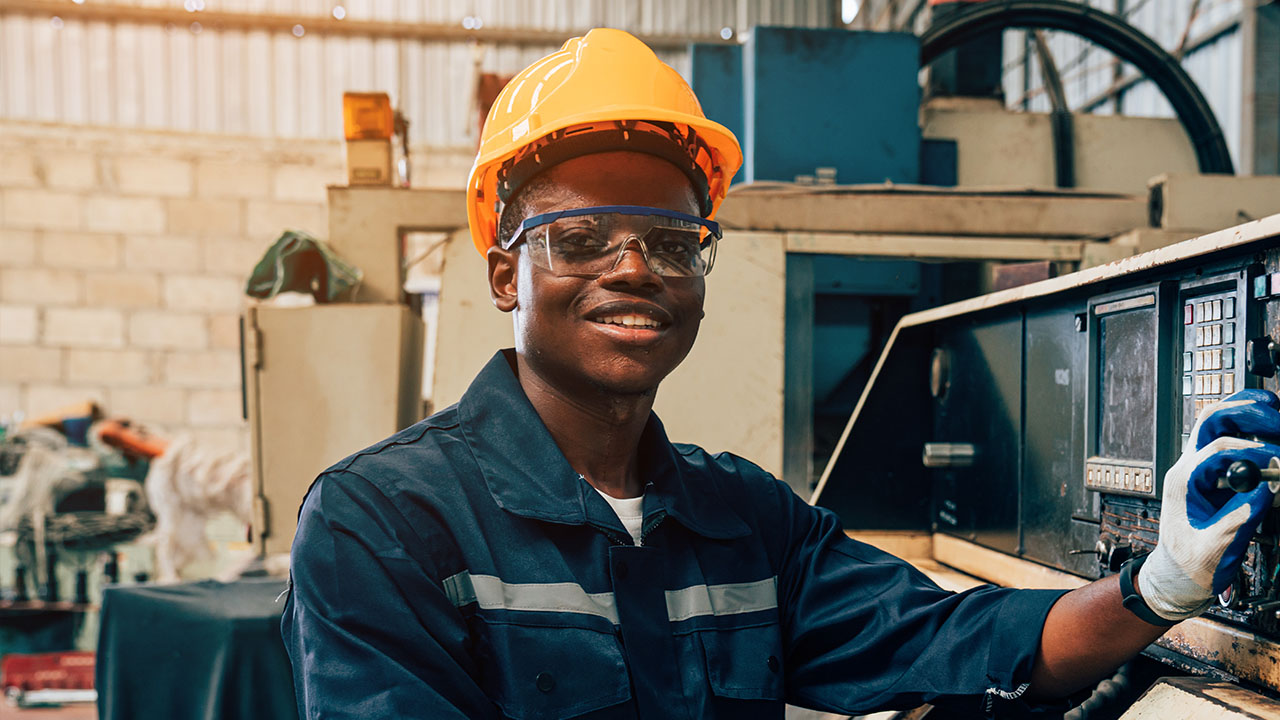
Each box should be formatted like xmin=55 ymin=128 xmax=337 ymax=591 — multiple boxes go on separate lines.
xmin=1118 ymin=554 xmax=1180 ymax=627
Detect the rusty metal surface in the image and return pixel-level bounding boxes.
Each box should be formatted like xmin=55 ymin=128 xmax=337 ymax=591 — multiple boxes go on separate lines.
xmin=1122 ymin=676 xmax=1280 ymax=719
xmin=1155 ymin=618 xmax=1280 ymax=694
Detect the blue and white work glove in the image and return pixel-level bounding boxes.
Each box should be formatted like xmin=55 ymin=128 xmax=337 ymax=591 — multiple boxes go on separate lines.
xmin=1138 ymin=389 xmax=1280 ymax=622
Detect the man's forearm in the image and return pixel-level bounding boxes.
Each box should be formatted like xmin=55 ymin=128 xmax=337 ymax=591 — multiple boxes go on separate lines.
xmin=1028 ymin=573 xmax=1168 ymax=699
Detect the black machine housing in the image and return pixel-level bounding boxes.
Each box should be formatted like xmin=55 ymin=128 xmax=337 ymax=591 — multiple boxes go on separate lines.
xmin=814 ymin=228 xmax=1280 ymax=683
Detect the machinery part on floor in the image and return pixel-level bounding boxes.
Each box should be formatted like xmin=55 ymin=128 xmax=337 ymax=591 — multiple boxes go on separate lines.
xmin=919 ymin=0 xmax=1235 ymax=175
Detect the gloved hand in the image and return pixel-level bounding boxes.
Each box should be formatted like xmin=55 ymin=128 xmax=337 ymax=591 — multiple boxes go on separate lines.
xmin=1138 ymin=389 xmax=1280 ymax=621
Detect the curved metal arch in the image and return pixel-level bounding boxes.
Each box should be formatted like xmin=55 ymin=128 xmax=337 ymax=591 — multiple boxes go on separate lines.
xmin=920 ymin=0 xmax=1235 ymax=175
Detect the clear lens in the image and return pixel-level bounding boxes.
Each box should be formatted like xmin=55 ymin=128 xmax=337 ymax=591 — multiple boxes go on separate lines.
xmin=524 ymin=211 xmax=716 ymax=277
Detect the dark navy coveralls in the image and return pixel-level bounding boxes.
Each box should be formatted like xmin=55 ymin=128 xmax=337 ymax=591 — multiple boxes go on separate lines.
xmin=283 ymin=351 xmax=1069 ymax=719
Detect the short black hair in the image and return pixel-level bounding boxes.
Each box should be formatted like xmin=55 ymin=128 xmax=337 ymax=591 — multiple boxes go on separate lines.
xmin=496 ymin=173 xmax=555 ymax=248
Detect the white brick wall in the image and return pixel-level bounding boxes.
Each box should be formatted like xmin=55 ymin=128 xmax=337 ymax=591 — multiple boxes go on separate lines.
xmin=0 ymin=384 xmax=20 ymax=416
xmin=114 ymin=157 xmax=194 ymax=197
xmin=44 ymin=308 xmax=126 ymax=348
xmin=0 ymin=231 xmax=37 ymax=265
xmin=196 ymin=160 xmax=273 ymax=199
xmin=67 ymin=349 xmax=152 ymax=385
xmin=0 ymin=347 xmax=63 ymax=382
xmin=168 ymin=198 xmax=243 ymax=236
xmin=85 ymin=272 xmax=162 ymax=308
xmin=4 ymin=190 xmax=84 ymax=230
xmin=84 ymin=196 xmax=167 ymax=234
xmin=0 ymin=306 xmax=39 ymax=344
xmin=128 ymin=311 xmax=209 ymax=350
xmin=41 ymin=232 xmax=122 ymax=269
xmin=0 ymin=153 xmax=39 ymax=187
xmin=0 ymin=120 xmax=344 ymax=443
xmin=123 ymin=236 xmax=202 ymax=272
xmin=162 ymin=276 xmax=244 ymax=313
xmin=43 ymin=153 xmax=100 ymax=191
xmin=2 ymin=269 xmax=82 ymax=305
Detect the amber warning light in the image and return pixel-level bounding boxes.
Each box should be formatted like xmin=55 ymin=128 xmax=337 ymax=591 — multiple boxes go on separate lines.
xmin=343 ymin=92 xmax=393 ymax=141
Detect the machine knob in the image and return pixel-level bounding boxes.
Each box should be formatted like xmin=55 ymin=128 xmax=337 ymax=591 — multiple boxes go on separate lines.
xmin=1218 ymin=458 xmax=1280 ymax=493
xmin=1224 ymin=460 xmax=1261 ymax=493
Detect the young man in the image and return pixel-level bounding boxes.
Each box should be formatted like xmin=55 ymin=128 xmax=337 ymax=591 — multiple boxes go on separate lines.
xmin=283 ymin=29 xmax=1280 ymax=718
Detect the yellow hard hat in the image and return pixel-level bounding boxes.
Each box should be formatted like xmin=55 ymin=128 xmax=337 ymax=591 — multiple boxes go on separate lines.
xmin=467 ymin=28 xmax=743 ymax=256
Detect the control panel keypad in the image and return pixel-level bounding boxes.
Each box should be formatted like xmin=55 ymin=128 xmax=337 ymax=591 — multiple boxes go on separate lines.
xmin=1183 ymin=293 xmax=1242 ymax=421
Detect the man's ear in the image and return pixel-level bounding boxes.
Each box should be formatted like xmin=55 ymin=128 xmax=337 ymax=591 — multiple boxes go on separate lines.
xmin=487 ymin=245 xmax=519 ymax=313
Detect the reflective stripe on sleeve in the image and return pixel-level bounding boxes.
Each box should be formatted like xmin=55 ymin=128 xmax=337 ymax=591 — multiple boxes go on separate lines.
xmin=442 ymin=571 xmax=778 ymax=624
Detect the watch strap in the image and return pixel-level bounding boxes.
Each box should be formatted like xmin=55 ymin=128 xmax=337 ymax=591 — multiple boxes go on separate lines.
xmin=1119 ymin=554 xmax=1180 ymax=627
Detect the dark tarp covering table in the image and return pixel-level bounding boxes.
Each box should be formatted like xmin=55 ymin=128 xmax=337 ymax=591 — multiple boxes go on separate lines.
xmin=96 ymin=578 xmax=298 ymax=720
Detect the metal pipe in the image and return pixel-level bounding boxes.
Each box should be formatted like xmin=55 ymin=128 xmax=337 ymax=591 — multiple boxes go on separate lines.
xmin=0 ymin=0 xmax=735 ymax=50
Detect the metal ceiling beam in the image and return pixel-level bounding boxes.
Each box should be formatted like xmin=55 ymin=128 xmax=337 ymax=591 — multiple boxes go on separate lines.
xmin=0 ymin=0 xmax=734 ymax=50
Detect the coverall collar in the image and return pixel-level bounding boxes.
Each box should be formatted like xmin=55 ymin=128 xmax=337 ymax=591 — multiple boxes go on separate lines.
xmin=459 ymin=350 xmax=750 ymax=540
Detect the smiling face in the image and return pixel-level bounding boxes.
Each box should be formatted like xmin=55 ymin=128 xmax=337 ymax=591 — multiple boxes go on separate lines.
xmin=486 ymin=151 xmax=706 ymax=398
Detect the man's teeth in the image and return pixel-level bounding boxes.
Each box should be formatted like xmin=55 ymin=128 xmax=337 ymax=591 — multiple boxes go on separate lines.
xmin=597 ymin=314 xmax=661 ymax=328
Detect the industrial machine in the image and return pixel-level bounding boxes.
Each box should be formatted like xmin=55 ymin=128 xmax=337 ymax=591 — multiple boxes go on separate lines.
xmin=812 ymin=210 xmax=1280 ymax=714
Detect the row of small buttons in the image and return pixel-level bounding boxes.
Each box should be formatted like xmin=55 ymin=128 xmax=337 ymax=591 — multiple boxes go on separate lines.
xmin=1194 ymin=323 xmax=1234 ymax=347
xmin=1194 ymin=397 xmax=1226 ymax=413
xmin=1186 ymin=297 xmax=1236 ymax=324
xmin=1086 ymin=463 xmax=1154 ymax=493
xmin=1185 ymin=372 xmax=1235 ymax=397
xmin=1186 ymin=347 xmax=1235 ymax=372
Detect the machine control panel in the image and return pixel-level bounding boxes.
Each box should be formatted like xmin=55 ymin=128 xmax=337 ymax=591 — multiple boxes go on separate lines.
xmin=1182 ymin=289 xmax=1245 ymax=438
xmin=1083 ymin=288 xmax=1168 ymax=499
xmin=1092 ymin=269 xmax=1276 ymax=635
xmin=817 ymin=229 xmax=1280 ymax=687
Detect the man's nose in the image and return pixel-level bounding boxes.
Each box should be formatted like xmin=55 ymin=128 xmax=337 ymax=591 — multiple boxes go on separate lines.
xmin=601 ymin=237 xmax=662 ymax=288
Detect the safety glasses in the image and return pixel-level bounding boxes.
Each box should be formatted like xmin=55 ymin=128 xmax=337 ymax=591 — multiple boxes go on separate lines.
xmin=501 ymin=205 xmax=721 ymax=278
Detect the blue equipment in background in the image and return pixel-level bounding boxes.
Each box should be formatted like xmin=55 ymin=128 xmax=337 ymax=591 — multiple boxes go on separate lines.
xmin=691 ymin=27 xmax=949 ymax=489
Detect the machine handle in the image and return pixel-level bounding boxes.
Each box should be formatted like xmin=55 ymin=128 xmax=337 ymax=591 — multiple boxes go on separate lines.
xmin=1217 ymin=458 xmax=1280 ymax=493
xmin=922 ymin=443 xmax=976 ymax=468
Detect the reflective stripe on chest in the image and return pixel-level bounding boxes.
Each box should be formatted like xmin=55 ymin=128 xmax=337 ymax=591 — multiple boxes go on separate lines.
xmin=442 ymin=570 xmax=777 ymax=625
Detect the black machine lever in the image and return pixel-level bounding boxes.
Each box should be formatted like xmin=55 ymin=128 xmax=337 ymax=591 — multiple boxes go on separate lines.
xmin=1218 ymin=458 xmax=1280 ymax=493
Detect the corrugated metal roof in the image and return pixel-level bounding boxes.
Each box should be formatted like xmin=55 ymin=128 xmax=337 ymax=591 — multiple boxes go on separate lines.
xmin=0 ymin=0 xmax=832 ymax=147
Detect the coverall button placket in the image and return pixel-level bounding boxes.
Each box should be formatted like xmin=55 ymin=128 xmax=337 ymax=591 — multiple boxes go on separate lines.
xmin=609 ymin=545 xmax=689 ymax=719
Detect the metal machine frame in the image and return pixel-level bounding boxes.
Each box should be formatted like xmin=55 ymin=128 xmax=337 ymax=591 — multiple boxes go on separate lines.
xmin=813 ymin=211 xmax=1280 ymax=694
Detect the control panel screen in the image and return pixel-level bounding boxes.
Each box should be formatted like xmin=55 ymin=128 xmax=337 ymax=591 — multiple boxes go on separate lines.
xmin=1097 ymin=305 xmax=1158 ymax=463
